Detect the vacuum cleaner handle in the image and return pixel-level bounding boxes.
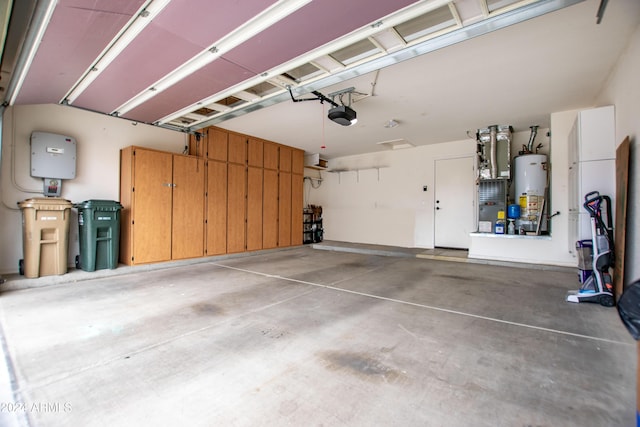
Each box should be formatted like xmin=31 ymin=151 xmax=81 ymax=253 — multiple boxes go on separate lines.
xmin=583 ymin=191 xmax=601 ymax=217
xmin=584 ymin=191 xmax=601 ymax=204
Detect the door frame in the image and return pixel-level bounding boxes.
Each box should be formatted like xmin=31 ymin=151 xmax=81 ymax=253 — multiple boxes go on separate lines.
xmin=432 ymin=153 xmax=477 ymax=248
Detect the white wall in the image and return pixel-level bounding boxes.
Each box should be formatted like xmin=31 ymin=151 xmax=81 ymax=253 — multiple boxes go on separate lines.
xmin=306 ymin=139 xmax=475 ymax=248
xmin=596 ymin=23 xmax=640 ymax=287
xmin=0 ymin=104 xmax=186 ymax=275
xmin=304 ymin=129 xmax=552 ymax=252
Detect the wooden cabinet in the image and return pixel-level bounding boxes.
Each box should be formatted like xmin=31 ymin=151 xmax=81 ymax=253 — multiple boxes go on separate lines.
xmin=279 ymin=145 xmax=292 ymax=172
xmin=248 ymin=137 xmax=263 ymax=167
xmin=263 ymin=168 xmax=279 ymax=249
xmin=208 ymin=128 xmax=228 ymax=161
xmin=227 ymin=162 xmax=247 ymax=253
xmin=292 ymin=149 xmax=304 ymax=175
xmin=278 ymin=171 xmax=292 ymax=247
xmin=206 ymin=160 xmax=227 ymax=255
xmin=172 ymin=155 xmax=205 ymax=259
xmin=120 ymin=147 xmax=173 ymax=265
xmin=264 ymin=141 xmax=279 ymax=170
xmin=228 ymin=132 xmax=247 ymax=164
xmin=120 ymin=147 xmax=204 ymax=265
xmin=291 ymin=173 xmax=303 ymax=245
xmin=247 ymin=166 xmax=263 ymax=251
xmin=123 ymin=127 xmax=304 ymax=266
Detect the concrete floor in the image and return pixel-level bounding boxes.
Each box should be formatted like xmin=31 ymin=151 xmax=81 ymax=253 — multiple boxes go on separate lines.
xmin=0 ymin=244 xmax=635 ymax=426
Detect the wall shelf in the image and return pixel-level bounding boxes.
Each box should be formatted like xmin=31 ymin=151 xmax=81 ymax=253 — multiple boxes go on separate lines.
xmin=327 ymin=166 xmax=388 ymax=183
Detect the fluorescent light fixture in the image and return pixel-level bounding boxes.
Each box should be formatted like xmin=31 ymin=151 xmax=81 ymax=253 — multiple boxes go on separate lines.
xmin=157 ymin=0 xmax=452 ymax=127
xmin=114 ymin=0 xmax=312 ymax=116
xmin=5 ymin=0 xmax=57 ymax=106
xmin=188 ymin=0 xmax=582 ymax=131
xmin=63 ymin=0 xmax=171 ymax=104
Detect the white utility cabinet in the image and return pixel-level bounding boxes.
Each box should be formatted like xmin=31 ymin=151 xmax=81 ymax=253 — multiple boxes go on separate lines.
xmin=567 ymin=105 xmax=615 ymax=254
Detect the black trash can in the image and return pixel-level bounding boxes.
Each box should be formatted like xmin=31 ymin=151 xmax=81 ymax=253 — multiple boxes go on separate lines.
xmin=74 ymin=200 xmax=123 ymax=271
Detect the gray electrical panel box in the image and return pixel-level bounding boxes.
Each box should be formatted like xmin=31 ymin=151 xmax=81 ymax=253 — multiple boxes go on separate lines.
xmin=31 ymin=132 xmax=77 ymax=178
xmin=30 ymin=132 xmax=77 ymax=196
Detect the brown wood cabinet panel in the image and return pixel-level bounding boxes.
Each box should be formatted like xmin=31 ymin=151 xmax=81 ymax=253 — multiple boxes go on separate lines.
xmin=248 ymin=137 xmax=263 ymax=167
xmin=130 ymin=148 xmax=173 ymax=264
xmin=291 ymin=173 xmax=303 ymax=245
xmin=206 ymin=160 xmax=227 ymax=255
xmin=172 ymin=155 xmax=205 ymax=260
xmin=227 ymin=163 xmax=246 ymax=253
xmin=278 ymin=171 xmax=292 ymax=247
xmin=247 ymin=166 xmax=263 ymax=251
xmin=228 ymin=132 xmax=247 ymax=165
xmin=264 ymin=141 xmax=279 ymax=170
xmin=119 ymin=147 xmax=133 ymax=265
xmin=279 ymin=145 xmax=292 ymax=172
xmin=208 ymin=127 xmax=228 ymax=161
xmin=292 ymin=149 xmax=304 ymax=175
xmin=263 ymin=169 xmax=279 ymax=249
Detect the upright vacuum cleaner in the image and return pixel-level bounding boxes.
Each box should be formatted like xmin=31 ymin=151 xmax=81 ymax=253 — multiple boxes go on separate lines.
xmin=567 ymin=191 xmax=615 ymax=307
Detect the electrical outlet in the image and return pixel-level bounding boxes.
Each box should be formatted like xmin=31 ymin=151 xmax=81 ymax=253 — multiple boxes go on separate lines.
xmin=423 ymin=185 xmax=428 ymax=192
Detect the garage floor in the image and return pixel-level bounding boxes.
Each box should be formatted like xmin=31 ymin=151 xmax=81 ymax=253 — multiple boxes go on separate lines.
xmin=0 ymin=244 xmax=635 ymax=426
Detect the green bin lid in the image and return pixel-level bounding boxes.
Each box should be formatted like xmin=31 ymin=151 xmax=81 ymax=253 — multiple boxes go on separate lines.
xmin=73 ymin=199 xmax=123 ymax=211
xmin=18 ymin=197 xmax=73 ymax=210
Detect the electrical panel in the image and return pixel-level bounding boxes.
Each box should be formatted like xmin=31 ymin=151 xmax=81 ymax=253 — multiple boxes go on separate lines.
xmin=30 ymin=132 xmax=77 ymax=196
xmin=31 ymin=132 xmax=77 ymax=179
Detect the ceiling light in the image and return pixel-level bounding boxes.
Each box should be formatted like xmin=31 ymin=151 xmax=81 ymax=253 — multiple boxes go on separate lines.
xmin=114 ymin=0 xmax=312 ymax=116
xmin=328 ymin=105 xmax=357 ymax=126
xmin=5 ymin=0 xmax=57 ymax=106
xmin=384 ymin=119 xmax=399 ymax=128
xmin=63 ymin=0 xmax=172 ymax=104
xmin=377 ymin=138 xmax=414 ymax=150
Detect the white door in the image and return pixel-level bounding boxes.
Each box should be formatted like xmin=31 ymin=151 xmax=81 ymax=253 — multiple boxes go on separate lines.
xmin=434 ymin=156 xmax=475 ymax=249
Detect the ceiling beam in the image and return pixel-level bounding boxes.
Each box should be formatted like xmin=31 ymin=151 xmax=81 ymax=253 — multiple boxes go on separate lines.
xmin=186 ymin=0 xmax=585 ymax=132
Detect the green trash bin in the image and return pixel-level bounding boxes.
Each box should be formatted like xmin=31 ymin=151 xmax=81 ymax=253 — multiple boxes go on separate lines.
xmin=74 ymin=200 xmax=123 ymax=272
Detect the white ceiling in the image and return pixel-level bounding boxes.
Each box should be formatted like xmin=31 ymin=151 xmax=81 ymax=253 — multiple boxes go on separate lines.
xmin=217 ymin=0 xmax=640 ymax=159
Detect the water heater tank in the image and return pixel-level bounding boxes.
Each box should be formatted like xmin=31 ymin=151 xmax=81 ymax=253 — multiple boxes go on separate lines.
xmin=514 ymin=154 xmax=547 ymax=199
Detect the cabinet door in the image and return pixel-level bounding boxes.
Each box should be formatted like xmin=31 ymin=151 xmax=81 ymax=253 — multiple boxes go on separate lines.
xmin=206 ymin=160 xmax=227 ymax=255
xmin=172 ymin=155 xmax=205 ymax=260
xmin=227 ymin=163 xmax=247 ymax=253
xmin=278 ymin=171 xmax=292 ymax=247
xmin=291 ymin=173 xmax=303 ymax=245
xmin=132 ymin=149 xmax=173 ymax=264
xmin=228 ymin=133 xmax=247 ymax=165
xmin=247 ymin=166 xmax=263 ymax=251
xmin=264 ymin=142 xmax=279 ymax=170
xmin=263 ymin=169 xmax=279 ymax=249
xmin=292 ymin=149 xmax=304 ymax=175
xmin=208 ymin=128 xmax=228 ymax=161
xmin=279 ymin=145 xmax=292 ymax=172
xmin=578 ymin=106 xmax=615 ymax=161
xmin=248 ymin=137 xmax=264 ymax=167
